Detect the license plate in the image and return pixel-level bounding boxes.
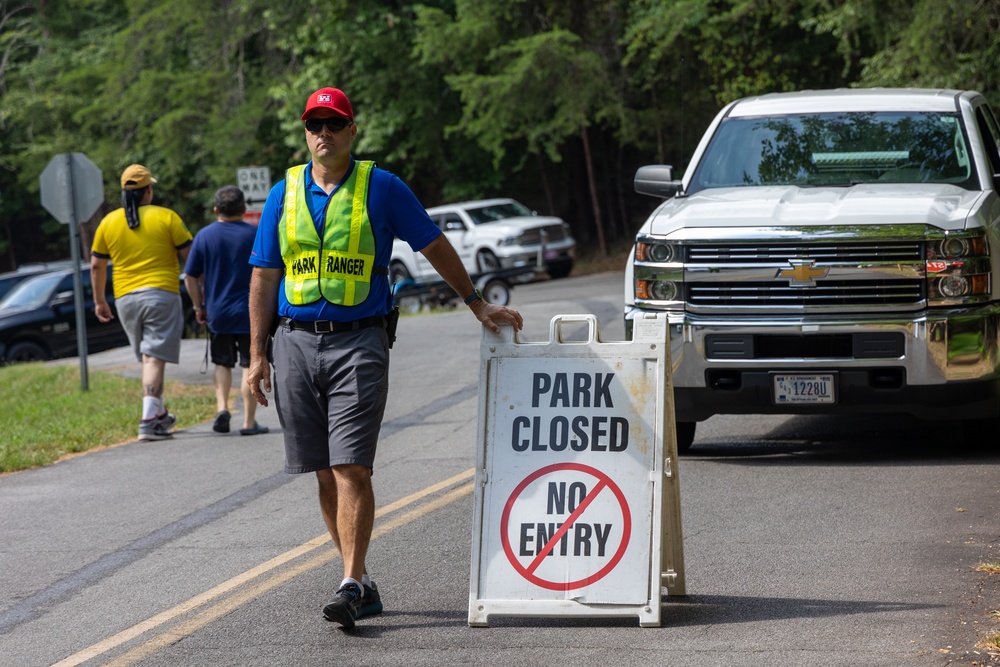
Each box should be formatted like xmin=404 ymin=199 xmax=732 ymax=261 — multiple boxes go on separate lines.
xmin=772 ymin=373 xmax=836 ymax=404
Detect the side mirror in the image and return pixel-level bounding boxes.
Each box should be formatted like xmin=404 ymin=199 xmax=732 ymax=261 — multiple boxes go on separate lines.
xmin=51 ymin=290 xmax=75 ymax=306
xmin=50 ymin=291 xmax=74 ymax=315
xmin=635 ymin=165 xmax=683 ymax=198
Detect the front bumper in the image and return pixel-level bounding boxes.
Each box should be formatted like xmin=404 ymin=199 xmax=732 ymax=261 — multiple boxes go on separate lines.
xmin=625 ymin=303 xmax=1000 ymax=421
xmin=497 ymin=240 xmax=575 ymax=269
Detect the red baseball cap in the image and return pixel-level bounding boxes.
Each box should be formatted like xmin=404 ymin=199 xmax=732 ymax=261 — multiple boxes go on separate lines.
xmin=301 ymin=87 xmax=354 ymax=121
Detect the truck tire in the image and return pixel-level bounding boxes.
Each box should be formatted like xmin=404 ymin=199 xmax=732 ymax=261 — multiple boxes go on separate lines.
xmin=390 ymin=261 xmax=412 ymax=283
xmin=482 ymin=278 xmax=511 ymax=306
xmin=476 ymin=250 xmax=501 ymax=274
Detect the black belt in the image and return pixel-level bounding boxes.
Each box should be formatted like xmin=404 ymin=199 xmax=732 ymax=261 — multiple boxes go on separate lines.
xmin=280 ymin=315 xmax=385 ymax=334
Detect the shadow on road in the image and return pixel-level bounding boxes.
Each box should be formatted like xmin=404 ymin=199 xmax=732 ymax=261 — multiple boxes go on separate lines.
xmin=405 ymin=594 xmax=937 ymax=630
xmin=685 ymin=414 xmax=999 ymax=466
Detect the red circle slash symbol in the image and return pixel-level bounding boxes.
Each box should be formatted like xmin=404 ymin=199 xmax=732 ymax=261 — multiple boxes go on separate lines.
xmin=500 ymin=462 xmax=631 ymax=591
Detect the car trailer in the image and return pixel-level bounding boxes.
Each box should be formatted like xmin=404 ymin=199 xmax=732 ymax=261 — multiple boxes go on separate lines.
xmin=391 ymin=266 xmax=537 ymax=314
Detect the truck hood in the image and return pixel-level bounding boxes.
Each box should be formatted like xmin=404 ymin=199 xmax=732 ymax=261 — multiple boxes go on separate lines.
xmin=476 ymin=215 xmax=565 ymax=234
xmin=645 ymin=184 xmax=985 ymax=236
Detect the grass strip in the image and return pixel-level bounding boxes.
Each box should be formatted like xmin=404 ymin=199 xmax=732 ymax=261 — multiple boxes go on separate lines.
xmin=0 ymin=363 xmax=216 ymax=473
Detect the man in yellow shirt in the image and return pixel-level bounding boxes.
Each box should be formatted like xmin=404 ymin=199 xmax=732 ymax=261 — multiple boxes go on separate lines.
xmin=91 ymin=164 xmax=193 ymax=441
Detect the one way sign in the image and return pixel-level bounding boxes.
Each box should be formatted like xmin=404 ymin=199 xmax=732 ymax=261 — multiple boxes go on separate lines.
xmin=237 ymin=166 xmax=271 ymax=206
xmin=237 ymin=166 xmax=270 ymax=225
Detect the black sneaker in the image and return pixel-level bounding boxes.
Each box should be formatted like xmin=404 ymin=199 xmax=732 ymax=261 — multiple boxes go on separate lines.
xmin=212 ymin=410 xmax=230 ymax=433
xmin=322 ymin=582 xmax=361 ymax=628
xmin=355 ymin=581 xmax=383 ymax=620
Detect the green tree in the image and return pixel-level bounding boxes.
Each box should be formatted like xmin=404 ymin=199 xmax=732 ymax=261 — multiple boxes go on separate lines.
xmin=416 ymin=0 xmax=626 ymax=255
xmin=0 ymin=0 xmax=292 ymax=267
xmin=621 ymin=0 xmax=852 ymax=168
xmin=3 ymin=0 xmax=1000 ymax=270
xmin=851 ymin=0 xmax=1000 ymax=105
xmin=262 ymin=0 xmax=496 ymax=206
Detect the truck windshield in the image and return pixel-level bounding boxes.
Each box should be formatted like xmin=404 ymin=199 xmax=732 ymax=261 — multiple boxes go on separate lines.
xmin=465 ymin=201 xmax=534 ymax=225
xmin=687 ymin=112 xmax=978 ymax=194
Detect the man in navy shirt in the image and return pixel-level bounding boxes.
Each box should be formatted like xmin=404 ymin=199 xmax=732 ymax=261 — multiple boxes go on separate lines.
xmin=247 ymin=87 xmax=522 ymax=628
xmin=184 ymin=186 xmax=268 ymax=436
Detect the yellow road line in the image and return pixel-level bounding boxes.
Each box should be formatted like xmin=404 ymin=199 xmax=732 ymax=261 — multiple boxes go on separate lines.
xmin=51 ymin=469 xmax=475 ymax=667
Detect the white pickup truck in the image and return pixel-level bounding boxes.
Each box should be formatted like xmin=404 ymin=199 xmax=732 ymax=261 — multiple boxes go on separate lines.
xmin=390 ymin=198 xmax=576 ymax=284
xmin=625 ymin=88 xmax=1000 ymax=451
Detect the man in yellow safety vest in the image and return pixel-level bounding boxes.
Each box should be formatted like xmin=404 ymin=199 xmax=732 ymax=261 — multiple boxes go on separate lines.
xmin=247 ymin=87 xmax=523 ymax=628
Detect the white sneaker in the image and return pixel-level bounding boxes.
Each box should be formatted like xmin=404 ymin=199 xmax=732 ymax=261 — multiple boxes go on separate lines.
xmin=138 ymin=412 xmax=175 ymax=441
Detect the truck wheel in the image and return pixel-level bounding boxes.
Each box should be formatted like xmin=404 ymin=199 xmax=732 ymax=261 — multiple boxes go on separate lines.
xmin=482 ymin=278 xmax=511 ymax=306
xmin=6 ymin=341 xmax=50 ymax=363
xmin=398 ymin=297 xmax=422 ymax=315
xmin=675 ymin=421 xmax=696 ymax=453
xmin=390 ymin=261 xmax=412 ymax=283
xmin=476 ymin=250 xmax=501 ymax=274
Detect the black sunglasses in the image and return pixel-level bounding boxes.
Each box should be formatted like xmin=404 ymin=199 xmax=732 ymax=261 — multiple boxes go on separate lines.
xmin=304 ymin=117 xmax=353 ymax=134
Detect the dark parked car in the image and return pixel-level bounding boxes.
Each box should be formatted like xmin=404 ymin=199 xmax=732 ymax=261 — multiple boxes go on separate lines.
xmin=0 ymin=261 xmax=77 ymax=302
xmin=0 ymin=272 xmax=39 ymax=303
xmin=0 ymin=264 xmax=129 ymax=362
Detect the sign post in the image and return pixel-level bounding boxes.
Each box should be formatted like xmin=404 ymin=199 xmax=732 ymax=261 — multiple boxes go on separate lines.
xmin=468 ymin=313 xmax=685 ymax=627
xmin=39 ymin=153 xmax=104 ymax=390
xmin=236 ymin=166 xmax=270 ymax=225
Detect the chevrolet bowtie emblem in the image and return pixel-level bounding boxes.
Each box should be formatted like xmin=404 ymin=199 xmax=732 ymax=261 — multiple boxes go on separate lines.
xmin=777 ymin=259 xmax=829 ymax=287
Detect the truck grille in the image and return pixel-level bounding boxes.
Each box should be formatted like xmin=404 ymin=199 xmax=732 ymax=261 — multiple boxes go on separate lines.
xmin=520 ymin=225 xmax=568 ymax=246
xmin=688 ymin=279 xmax=925 ymax=306
xmin=687 ymin=241 xmax=923 ymax=263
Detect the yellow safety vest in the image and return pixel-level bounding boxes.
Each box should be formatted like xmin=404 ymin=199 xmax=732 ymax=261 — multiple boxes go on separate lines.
xmin=278 ymin=161 xmax=380 ymax=306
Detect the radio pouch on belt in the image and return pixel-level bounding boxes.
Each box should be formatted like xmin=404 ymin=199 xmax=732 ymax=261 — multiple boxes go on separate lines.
xmin=386 ymin=305 xmax=400 ymax=348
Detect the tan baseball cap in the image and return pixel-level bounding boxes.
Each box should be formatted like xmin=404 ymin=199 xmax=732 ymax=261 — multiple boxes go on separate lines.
xmin=120 ymin=164 xmax=157 ymax=190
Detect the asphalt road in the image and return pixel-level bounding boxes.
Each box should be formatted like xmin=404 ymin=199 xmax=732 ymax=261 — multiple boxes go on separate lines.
xmin=1 ymin=271 xmax=998 ymax=666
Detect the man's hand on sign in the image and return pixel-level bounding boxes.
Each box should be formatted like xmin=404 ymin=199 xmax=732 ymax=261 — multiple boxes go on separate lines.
xmin=471 ymin=298 xmax=524 ymax=334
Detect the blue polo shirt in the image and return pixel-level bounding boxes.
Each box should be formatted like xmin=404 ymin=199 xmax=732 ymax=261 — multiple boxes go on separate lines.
xmin=249 ymin=158 xmax=441 ymax=321
xmin=184 ymin=220 xmax=257 ymax=334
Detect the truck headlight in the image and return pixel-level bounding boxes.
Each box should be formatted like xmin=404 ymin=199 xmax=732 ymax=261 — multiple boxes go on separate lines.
xmin=497 ymin=235 xmax=521 ymax=247
xmin=926 ymin=230 xmax=990 ymax=304
xmin=634 ymin=237 xmax=684 ymax=306
xmin=928 ymin=234 xmax=987 ymax=259
xmin=637 ymin=242 xmax=675 ymax=262
xmin=650 ymin=280 xmax=678 ymax=301
xmin=929 ymin=273 xmax=989 ymax=300
xmin=938 ymin=275 xmax=970 ymax=298
xmin=636 ymin=279 xmax=679 ymax=301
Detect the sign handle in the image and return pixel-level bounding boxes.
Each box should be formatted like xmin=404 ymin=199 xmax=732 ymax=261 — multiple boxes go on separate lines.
xmin=549 ymin=313 xmax=601 ymax=344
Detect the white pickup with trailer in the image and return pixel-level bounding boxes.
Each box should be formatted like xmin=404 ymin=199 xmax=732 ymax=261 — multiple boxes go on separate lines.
xmin=624 ymin=88 xmax=1000 ymax=451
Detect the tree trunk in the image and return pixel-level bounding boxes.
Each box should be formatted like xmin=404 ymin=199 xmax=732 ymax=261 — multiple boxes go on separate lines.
xmin=580 ymin=125 xmax=606 ymax=257
xmin=535 ymin=153 xmax=555 ymax=215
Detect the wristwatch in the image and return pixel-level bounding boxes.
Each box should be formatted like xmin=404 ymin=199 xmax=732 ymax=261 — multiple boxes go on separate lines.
xmin=463 ymin=289 xmax=484 ymax=305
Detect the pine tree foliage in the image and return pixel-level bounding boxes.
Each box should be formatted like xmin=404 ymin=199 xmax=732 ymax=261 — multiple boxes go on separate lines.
xmin=0 ymin=0 xmax=997 ymax=266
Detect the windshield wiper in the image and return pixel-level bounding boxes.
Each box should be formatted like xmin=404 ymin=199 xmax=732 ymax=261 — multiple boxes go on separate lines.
xmin=800 ymin=180 xmax=866 ymax=188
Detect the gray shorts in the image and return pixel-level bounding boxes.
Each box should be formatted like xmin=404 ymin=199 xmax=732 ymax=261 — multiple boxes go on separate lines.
xmin=115 ymin=289 xmax=184 ymax=364
xmin=272 ymin=322 xmax=390 ymax=474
